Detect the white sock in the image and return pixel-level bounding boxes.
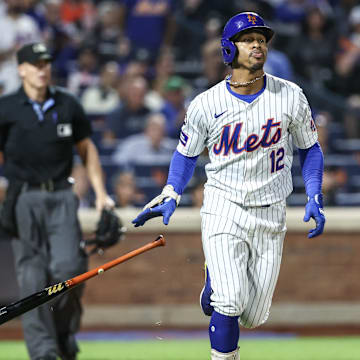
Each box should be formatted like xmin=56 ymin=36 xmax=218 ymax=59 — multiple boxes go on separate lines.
xmin=211 ymin=348 xmax=240 ymax=360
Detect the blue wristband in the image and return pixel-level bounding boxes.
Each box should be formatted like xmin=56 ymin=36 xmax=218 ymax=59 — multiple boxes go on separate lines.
xmin=166 ymin=150 xmax=198 ymax=195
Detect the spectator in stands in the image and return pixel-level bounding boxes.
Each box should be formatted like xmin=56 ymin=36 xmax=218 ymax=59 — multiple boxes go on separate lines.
xmin=286 ymin=5 xmax=337 ymax=88
xmin=67 ymin=45 xmax=99 ymax=97
xmin=24 ymin=0 xmax=47 ymax=31
xmin=41 ymin=0 xmax=78 ymax=84
xmin=204 ymin=12 xmax=225 ymax=42
xmin=102 ymin=75 xmax=151 ymax=145
xmin=81 ymin=61 xmax=120 ymax=116
xmin=160 ymin=76 xmax=188 ymax=139
xmin=329 ymin=5 xmax=360 ymax=97
xmin=112 ymin=113 xmax=177 ymax=202
xmin=173 ymin=0 xmax=209 ymax=61
xmin=121 ymin=51 xmax=152 ymax=81
xmin=112 ymin=112 xmax=177 ymax=169
xmin=0 ymin=1 xmax=6 ymax=16
xmin=0 ymin=0 xmax=42 ymax=94
xmin=314 ymin=111 xmax=340 ymax=155
xmin=112 ymin=170 xmax=145 ymax=207
xmin=119 ymin=0 xmax=177 ymax=64
xmin=264 ymin=35 xmax=294 ymax=81
xmin=120 ymin=54 xmax=163 ymax=111
xmin=86 ymin=1 xmax=122 ymax=65
xmin=271 ymin=0 xmax=307 ymax=49
xmin=332 ymin=0 xmax=359 ymax=36
xmin=192 ymin=37 xmax=227 ymax=95
xmin=60 ymin=0 xmax=95 ymax=30
xmin=322 ymin=166 xmax=349 ymax=206
xmin=343 ymin=94 xmax=360 ymax=139
xmin=151 ymin=48 xmax=176 ymax=95
xmin=115 ymin=35 xmax=132 ymax=70
xmin=233 ymin=0 xmax=273 ymax=19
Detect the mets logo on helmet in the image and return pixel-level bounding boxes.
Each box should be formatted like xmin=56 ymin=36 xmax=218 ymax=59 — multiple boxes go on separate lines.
xmin=247 ymin=14 xmax=257 ymax=24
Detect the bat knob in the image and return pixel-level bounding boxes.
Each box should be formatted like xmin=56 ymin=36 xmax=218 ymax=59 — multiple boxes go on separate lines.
xmin=155 ymin=235 xmax=166 ymax=246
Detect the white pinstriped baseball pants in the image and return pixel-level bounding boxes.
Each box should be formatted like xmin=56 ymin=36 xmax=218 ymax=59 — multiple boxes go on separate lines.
xmin=201 ymin=196 xmax=286 ymax=328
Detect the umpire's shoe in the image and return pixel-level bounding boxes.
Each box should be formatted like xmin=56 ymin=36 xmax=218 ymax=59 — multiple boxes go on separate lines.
xmin=200 ymin=264 xmax=214 ymax=316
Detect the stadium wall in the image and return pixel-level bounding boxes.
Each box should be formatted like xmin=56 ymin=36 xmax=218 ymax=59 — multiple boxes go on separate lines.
xmin=1 ymin=207 xmax=359 ymax=329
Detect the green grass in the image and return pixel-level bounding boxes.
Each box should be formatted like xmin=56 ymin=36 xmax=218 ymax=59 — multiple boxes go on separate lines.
xmin=0 ymin=337 xmax=359 ymax=360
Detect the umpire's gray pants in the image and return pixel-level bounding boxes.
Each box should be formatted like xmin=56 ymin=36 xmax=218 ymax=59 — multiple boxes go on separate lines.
xmin=12 ymin=188 xmax=88 ymax=360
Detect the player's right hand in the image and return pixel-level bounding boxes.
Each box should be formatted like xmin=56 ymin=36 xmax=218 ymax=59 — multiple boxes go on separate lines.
xmin=303 ymin=194 xmax=325 ymax=238
xmin=132 ymin=198 xmax=177 ymax=227
xmin=132 ymin=185 xmax=180 ymax=227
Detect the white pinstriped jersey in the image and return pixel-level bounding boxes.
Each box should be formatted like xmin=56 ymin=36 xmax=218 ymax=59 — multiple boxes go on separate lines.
xmin=177 ymin=73 xmax=318 ymax=207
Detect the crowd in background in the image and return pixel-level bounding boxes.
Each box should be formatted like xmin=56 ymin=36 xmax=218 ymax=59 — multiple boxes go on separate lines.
xmin=1 ymin=0 xmax=360 ymax=208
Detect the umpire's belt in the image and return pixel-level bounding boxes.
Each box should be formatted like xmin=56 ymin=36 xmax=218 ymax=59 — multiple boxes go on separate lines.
xmin=24 ymin=178 xmax=72 ymax=192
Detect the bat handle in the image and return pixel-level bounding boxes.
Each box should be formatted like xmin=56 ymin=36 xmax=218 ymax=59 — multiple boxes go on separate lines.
xmin=67 ymin=234 xmax=166 ymax=287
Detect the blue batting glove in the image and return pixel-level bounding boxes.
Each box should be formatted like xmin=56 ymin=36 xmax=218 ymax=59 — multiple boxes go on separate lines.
xmin=132 ymin=185 xmax=180 ymax=227
xmin=132 ymin=198 xmax=177 ymax=227
xmin=303 ymin=194 xmax=325 ymax=238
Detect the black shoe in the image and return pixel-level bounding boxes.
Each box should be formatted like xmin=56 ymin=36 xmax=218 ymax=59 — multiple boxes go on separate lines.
xmin=58 ymin=333 xmax=78 ymax=360
xmin=60 ymin=350 xmax=77 ymax=360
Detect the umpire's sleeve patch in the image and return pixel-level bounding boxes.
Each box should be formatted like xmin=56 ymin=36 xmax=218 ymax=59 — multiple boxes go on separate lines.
xmin=180 ymin=130 xmax=188 ymax=146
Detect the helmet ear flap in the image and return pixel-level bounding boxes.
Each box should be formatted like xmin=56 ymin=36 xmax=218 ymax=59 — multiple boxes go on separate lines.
xmin=221 ymin=38 xmax=237 ymax=66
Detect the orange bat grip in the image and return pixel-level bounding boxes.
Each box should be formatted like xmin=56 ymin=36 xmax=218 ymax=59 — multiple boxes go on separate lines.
xmin=66 ymin=235 xmax=165 ymax=288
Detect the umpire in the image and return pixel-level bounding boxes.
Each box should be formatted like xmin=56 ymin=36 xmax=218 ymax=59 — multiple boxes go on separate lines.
xmin=0 ymin=43 xmax=114 ymax=360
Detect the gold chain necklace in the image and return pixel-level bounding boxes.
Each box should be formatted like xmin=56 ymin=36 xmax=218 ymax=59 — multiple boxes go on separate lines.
xmin=226 ymin=73 xmax=265 ymax=87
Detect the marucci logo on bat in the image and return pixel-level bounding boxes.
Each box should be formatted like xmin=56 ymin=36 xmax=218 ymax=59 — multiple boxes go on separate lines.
xmin=47 ymin=282 xmax=65 ymax=295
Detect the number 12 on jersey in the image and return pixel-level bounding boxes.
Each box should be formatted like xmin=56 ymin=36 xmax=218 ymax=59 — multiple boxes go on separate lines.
xmin=270 ymin=148 xmax=284 ymax=173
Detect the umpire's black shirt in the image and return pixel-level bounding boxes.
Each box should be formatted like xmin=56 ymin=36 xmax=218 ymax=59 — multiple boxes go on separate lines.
xmin=0 ymin=86 xmax=92 ymax=183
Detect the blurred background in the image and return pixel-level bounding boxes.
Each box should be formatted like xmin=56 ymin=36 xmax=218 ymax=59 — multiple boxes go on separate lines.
xmin=0 ymin=0 xmax=359 ymax=352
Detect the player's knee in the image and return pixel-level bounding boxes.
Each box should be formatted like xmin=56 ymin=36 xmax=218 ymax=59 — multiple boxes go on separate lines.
xmin=213 ymin=296 xmax=248 ymax=317
xmin=239 ymin=310 xmax=270 ymax=329
xmin=240 ymin=318 xmax=262 ymax=329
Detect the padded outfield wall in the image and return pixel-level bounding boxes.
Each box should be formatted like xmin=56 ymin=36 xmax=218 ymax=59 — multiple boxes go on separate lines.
xmin=79 ymin=207 xmax=360 ymax=329
xmin=0 ymin=207 xmax=359 ymax=331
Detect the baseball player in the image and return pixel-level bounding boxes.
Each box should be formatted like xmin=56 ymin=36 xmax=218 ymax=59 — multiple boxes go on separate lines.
xmin=133 ymin=12 xmax=325 ymax=360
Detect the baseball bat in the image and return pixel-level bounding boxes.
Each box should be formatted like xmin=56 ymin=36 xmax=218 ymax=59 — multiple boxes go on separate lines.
xmin=0 ymin=235 xmax=165 ymax=326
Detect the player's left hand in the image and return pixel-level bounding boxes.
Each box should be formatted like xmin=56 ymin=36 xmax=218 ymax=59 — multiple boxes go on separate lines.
xmin=303 ymin=194 xmax=325 ymax=238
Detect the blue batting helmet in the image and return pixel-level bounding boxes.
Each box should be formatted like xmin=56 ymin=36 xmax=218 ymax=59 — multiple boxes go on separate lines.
xmin=221 ymin=12 xmax=274 ymax=66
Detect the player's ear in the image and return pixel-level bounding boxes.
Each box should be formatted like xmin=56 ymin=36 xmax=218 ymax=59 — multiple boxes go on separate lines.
xmin=18 ymin=64 xmax=26 ymax=78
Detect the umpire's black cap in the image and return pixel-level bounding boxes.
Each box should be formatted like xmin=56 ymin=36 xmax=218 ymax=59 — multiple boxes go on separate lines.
xmin=17 ymin=43 xmax=53 ymax=65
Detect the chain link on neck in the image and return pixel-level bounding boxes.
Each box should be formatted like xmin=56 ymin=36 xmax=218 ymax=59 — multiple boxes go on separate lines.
xmin=226 ymin=73 xmax=265 ymax=88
